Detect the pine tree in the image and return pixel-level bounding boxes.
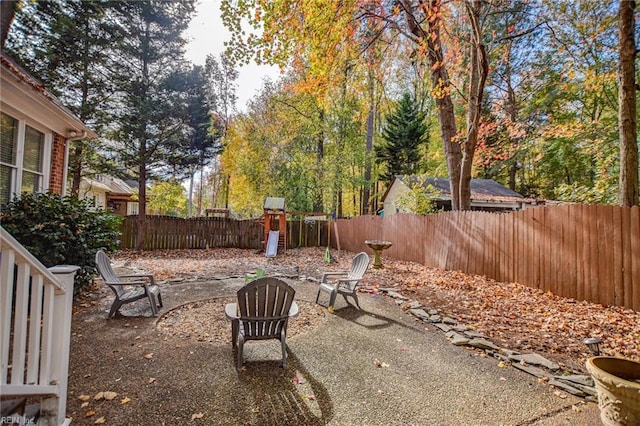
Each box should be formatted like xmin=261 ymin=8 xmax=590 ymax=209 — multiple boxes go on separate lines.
xmin=5 ymin=0 xmax=127 ymax=195
xmin=376 ymin=93 xmax=430 ymax=182
xmin=109 ymin=0 xmax=196 ymax=250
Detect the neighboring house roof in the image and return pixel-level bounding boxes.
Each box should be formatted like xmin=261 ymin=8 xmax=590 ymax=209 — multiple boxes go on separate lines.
xmin=124 ymin=179 xmax=139 ymax=190
xmin=382 ymin=176 xmax=531 ymax=204
xmin=107 ymin=177 xmax=135 ymax=195
xmin=401 ymin=176 xmax=524 ymax=202
xmin=82 ymin=178 xmax=112 ymax=193
xmin=1 ymin=51 xmax=98 ymax=139
xmin=82 ymin=176 xmax=134 ymax=196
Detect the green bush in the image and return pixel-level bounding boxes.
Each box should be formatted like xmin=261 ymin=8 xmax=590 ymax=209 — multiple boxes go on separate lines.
xmin=1 ymin=192 xmax=122 ymax=292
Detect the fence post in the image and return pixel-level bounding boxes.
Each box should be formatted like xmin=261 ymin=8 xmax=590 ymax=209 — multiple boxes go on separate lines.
xmin=40 ymin=265 xmax=79 ymax=426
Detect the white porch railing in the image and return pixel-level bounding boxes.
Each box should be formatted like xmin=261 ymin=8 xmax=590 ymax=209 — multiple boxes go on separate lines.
xmin=1 ymin=227 xmax=78 ymax=426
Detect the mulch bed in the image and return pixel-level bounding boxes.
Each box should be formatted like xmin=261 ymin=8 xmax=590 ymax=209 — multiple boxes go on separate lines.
xmin=156 ymin=298 xmax=328 ymax=345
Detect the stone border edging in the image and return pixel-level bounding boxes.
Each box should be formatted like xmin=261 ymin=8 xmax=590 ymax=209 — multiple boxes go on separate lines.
xmin=375 ymin=287 xmax=597 ymax=401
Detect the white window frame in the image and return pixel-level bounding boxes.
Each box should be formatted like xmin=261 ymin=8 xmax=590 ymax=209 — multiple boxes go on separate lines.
xmin=1 ymin=106 xmax=52 ymax=202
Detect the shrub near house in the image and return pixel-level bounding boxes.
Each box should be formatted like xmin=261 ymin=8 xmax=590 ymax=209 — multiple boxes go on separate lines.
xmin=0 ymin=192 xmax=121 ymax=292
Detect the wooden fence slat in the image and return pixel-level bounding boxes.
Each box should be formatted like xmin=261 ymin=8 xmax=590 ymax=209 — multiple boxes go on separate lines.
xmin=630 ymin=206 xmax=639 ymax=311
xmin=620 ymin=207 xmax=631 ymax=309
xmin=573 ymin=206 xmax=588 ymax=300
xmin=612 ymin=206 xmax=623 ymax=306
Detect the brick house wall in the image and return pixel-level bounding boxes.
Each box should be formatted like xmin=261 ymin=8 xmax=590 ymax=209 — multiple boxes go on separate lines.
xmin=49 ymin=132 xmax=66 ymax=194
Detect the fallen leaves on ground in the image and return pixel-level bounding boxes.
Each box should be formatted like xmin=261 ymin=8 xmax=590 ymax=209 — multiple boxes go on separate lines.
xmin=94 ymin=391 xmax=118 ymax=401
xmin=156 ymin=298 xmax=328 ymax=344
xmin=111 ymin=247 xmax=640 ymax=374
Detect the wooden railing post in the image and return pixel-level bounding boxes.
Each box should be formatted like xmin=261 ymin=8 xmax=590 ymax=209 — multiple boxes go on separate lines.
xmin=39 ymin=265 xmax=78 ymax=426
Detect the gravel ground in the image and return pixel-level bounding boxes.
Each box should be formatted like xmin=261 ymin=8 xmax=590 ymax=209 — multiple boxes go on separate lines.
xmin=63 ymin=247 xmax=607 ymax=425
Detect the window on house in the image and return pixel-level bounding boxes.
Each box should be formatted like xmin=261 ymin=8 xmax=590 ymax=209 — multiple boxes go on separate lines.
xmin=0 ymin=112 xmax=49 ymax=205
xmin=0 ymin=113 xmax=18 ymax=205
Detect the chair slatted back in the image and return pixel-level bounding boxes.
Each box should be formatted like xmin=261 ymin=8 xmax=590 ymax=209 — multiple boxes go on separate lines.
xmin=344 ymin=252 xmax=370 ymax=290
xmin=95 ymin=249 xmax=124 ymax=297
xmin=237 ymin=277 xmax=295 ymax=340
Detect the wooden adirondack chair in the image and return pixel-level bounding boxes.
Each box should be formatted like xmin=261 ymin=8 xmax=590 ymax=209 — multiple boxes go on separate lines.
xmin=224 ymin=277 xmax=298 ymax=371
xmin=315 ymin=251 xmax=370 ymax=310
xmin=95 ymin=249 xmax=163 ymax=319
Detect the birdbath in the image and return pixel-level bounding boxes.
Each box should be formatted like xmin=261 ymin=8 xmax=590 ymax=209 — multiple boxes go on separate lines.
xmin=364 ymin=240 xmax=392 ymax=269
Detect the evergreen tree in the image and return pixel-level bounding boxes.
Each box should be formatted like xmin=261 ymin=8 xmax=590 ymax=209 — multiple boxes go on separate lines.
xmin=5 ymin=0 xmax=126 ymax=195
xmin=109 ymin=0 xmax=195 ymax=250
xmin=164 ymin=65 xmax=223 ymax=216
xmin=376 ymin=93 xmax=429 ymax=182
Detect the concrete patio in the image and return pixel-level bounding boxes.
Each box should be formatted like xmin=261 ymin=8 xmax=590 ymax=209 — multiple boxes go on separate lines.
xmin=65 ymin=265 xmax=601 ymax=425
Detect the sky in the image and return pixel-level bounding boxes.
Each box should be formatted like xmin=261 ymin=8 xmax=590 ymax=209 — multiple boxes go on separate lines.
xmin=183 ymin=0 xmax=281 ymax=113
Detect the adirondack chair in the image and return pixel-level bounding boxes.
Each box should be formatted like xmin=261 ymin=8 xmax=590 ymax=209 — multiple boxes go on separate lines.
xmin=95 ymin=249 xmax=163 ymax=319
xmin=315 ymin=252 xmax=370 ymax=310
xmin=224 ymin=277 xmax=298 ymax=371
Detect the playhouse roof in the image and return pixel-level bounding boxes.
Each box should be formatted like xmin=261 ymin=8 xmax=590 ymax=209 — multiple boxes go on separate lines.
xmin=264 ymin=197 xmax=285 ymax=211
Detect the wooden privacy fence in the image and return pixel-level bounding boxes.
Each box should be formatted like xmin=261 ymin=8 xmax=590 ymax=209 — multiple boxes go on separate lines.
xmin=120 ymin=216 xmax=263 ymax=250
xmin=119 ymin=216 xmax=329 ymax=250
xmin=333 ymin=205 xmax=640 ymax=311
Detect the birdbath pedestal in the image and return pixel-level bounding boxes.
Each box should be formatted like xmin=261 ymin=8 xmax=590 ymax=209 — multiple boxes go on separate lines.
xmin=364 ymin=240 xmax=392 ymax=269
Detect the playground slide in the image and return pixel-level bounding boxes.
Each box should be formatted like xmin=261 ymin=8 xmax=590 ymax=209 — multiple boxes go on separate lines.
xmin=266 ymin=230 xmax=279 ymax=258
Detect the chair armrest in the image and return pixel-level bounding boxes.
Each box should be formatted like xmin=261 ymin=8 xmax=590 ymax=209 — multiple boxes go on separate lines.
xmin=320 ymin=271 xmax=348 ymax=283
xmin=116 ymin=273 xmax=156 ymax=285
xmin=224 ymin=303 xmax=239 ymax=321
xmin=105 ymin=280 xmax=149 ymax=287
xmin=288 ymin=301 xmax=299 ymax=318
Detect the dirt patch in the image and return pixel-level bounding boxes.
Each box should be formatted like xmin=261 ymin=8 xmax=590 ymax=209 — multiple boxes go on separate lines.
xmin=156 ymin=298 xmax=329 ymax=345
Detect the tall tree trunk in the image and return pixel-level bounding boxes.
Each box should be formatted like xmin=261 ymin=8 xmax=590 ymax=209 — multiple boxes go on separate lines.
xmin=618 ymin=0 xmax=638 ymax=206
xmin=136 ymin=156 xmax=147 ymax=251
xmin=188 ymin=168 xmax=194 ymax=217
xmin=401 ymin=0 xmax=462 ymax=210
xmin=70 ymin=145 xmax=83 ymax=197
xmin=314 ymin=108 xmax=325 ymax=212
xmin=504 ymin=40 xmax=519 ymax=191
xmin=197 ymin=158 xmax=204 ymax=216
xmin=363 ymin=102 xmax=374 ymax=215
xmin=459 ymin=0 xmax=489 ymax=210
xmin=71 ymin=29 xmax=92 ymax=198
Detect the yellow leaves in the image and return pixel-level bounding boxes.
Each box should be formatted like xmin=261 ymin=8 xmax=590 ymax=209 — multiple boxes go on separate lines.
xmin=81 ymin=390 xmax=132 ymax=423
